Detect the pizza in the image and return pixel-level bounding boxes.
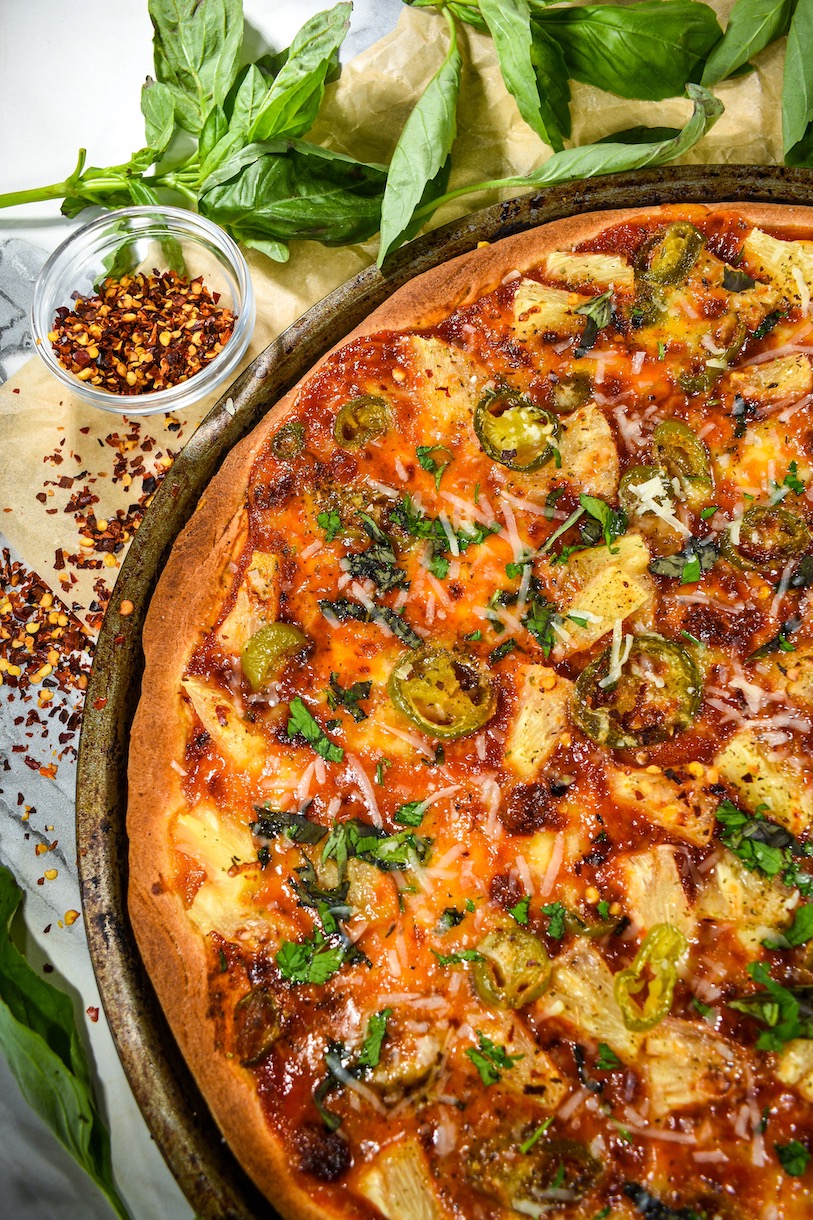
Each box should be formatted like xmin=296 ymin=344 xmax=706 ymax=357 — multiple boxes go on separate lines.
xmin=128 ymin=203 xmax=813 ymax=1220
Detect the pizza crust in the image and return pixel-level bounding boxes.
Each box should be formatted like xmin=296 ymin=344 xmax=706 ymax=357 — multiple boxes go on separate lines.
xmin=127 ymin=201 xmax=812 ymax=1215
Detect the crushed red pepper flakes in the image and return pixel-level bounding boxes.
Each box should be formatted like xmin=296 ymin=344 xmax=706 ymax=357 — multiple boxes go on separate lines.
xmin=48 ymin=269 xmax=236 ymax=395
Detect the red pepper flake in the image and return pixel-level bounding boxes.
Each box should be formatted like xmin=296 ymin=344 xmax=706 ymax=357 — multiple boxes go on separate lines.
xmin=93 ymin=697 xmax=108 ymax=710
xmin=87 ymin=1006 xmax=100 ymax=1023
xmin=48 ymin=269 xmax=236 ymax=395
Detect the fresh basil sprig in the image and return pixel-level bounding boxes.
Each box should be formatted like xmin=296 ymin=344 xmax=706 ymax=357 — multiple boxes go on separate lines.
xmin=0 ymin=865 xmax=130 ymax=1218
xmin=701 ymin=0 xmax=795 ymax=86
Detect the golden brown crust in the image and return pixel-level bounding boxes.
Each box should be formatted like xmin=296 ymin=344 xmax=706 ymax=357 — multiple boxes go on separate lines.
xmin=127 ymin=201 xmax=812 ymax=1216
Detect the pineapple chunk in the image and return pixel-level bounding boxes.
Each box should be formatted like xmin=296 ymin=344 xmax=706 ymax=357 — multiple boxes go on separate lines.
xmin=181 ymin=676 xmax=265 ymax=772
xmin=606 ymin=764 xmax=717 ymax=847
xmin=540 ymin=940 xmax=642 ymax=1063
xmin=504 ymin=403 xmax=620 ymax=501
xmin=545 ymin=250 xmax=634 ymax=292
xmin=642 ymin=1018 xmax=743 ymax=1118
xmin=512 ymin=280 xmax=585 ymax=338
xmin=740 ymin=227 xmax=813 ymax=306
xmin=216 ymin=550 xmax=281 ymax=654
xmin=356 ymin=1139 xmax=443 ymax=1220
xmin=503 ymin=666 xmax=572 ymax=782
xmin=547 ymin=534 xmax=653 ymax=658
xmin=613 ymin=847 xmax=695 ymax=940
xmin=407 ymin=335 xmax=488 ymax=433
xmin=727 ymin=353 xmax=812 ymax=406
xmin=715 ymin=728 xmax=813 ymax=836
xmin=696 ymin=848 xmax=796 ymax=952
xmin=776 ymin=1039 xmax=813 ymax=1103
xmin=174 ymin=801 xmax=271 ymax=939
xmin=460 ymin=1012 xmax=569 ymax=1111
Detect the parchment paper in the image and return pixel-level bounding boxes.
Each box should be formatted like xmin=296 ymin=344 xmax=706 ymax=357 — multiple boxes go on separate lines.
xmin=0 ymin=0 xmax=788 ymax=623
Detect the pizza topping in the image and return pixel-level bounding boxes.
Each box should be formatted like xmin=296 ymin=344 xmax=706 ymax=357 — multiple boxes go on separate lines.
xmin=233 ymin=987 xmax=282 ymax=1066
xmin=270 ymin=419 xmax=305 ymax=461
xmin=387 ymin=645 xmax=496 ymax=739
xmin=720 ymin=504 xmax=812 ymax=574
xmin=240 ymin=621 xmax=307 ymax=691
xmin=466 ymin=1128 xmax=602 ymax=1215
xmin=474 ymin=387 xmax=560 ymax=472
xmin=333 ymin=394 xmax=393 ymax=449
xmin=651 ymin=419 xmax=714 ymax=512
xmin=614 ymin=922 xmax=689 ymax=1032
xmin=572 ymin=633 xmax=702 ymax=750
xmin=471 ymin=921 xmax=552 ymax=1009
xmin=619 ymin=465 xmax=690 ymax=550
xmin=637 ymin=221 xmax=705 ymax=287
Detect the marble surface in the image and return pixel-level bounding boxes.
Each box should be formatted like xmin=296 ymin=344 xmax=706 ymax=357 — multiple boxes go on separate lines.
xmin=0 ymin=1 xmax=401 ymax=1215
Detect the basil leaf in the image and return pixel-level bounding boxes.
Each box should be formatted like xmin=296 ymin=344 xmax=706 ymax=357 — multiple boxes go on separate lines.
xmin=394 ymin=800 xmax=426 ymax=827
xmin=0 ymin=866 xmax=129 ymax=1218
xmin=327 ymin=673 xmax=371 ymax=722
xmin=624 ymin=1182 xmax=700 ymax=1219
xmin=480 ymin=0 xmax=565 ymax=151
xmin=140 ymin=79 xmax=176 ymax=153
xmin=356 ymin=1009 xmax=392 ymax=1070
xmin=531 ymin=25 xmax=572 ymax=145
xmin=432 ymin=948 xmax=485 ymax=966
xmin=276 ymin=932 xmax=347 ymax=985
xmin=148 ymin=0 xmax=243 ymax=134
xmin=248 ymin=3 xmax=352 ymax=142
xmin=598 ymin=125 xmax=682 ymax=145
xmin=378 ymin=10 xmax=462 ymax=264
xmin=764 ymin=903 xmax=813 ymax=949
xmin=200 ymin=139 xmax=386 ymax=247
xmin=649 ymin=536 xmax=718 ymax=580
xmin=466 ymin=1031 xmax=523 ymax=1086
xmin=596 ymin=1042 xmax=622 ymax=1070
xmin=535 ymin=2 xmax=723 ymax=102
xmin=198 ymin=104 xmax=229 ymax=167
xmin=702 ymin=0 xmax=794 ymax=86
xmin=783 ymin=0 xmax=813 ymax=156
xmin=252 ymin=806 xmax=328 ymax=845
xmin=287 ymin=696 xmax=344 ymax=763
xmin=729 ymin=962 xmax=813 ymax=1050
xmin=776 ymin=1139 xmax=811 ymax=1176
xmin=373 ymin=605 xmax=424 ymax=649
xmin=723 ymin=265 xmax=757 ymax=291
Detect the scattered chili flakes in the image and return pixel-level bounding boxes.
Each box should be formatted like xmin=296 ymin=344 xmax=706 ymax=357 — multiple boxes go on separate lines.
xmin=48 ymin=269 xmax=236 ymax=394
xmin=87 ymin=1006 xmax=100 ymax=1022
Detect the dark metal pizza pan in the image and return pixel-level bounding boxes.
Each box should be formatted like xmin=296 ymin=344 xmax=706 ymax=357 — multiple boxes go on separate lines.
xmin=76 ymin=164 xmax=813 ymax=1219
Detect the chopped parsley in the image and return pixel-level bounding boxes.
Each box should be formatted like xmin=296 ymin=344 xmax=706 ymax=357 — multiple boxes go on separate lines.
xmin=519 ymin=1115 xmax=554 ymax=1154
xmin=775 ymin=1139 xmax=811 ymax=1176
xmin=276 ymin=931 xmax=348 ymax=986
xmin=428 ymin=553 xmax=450 ymax=580
xmin=390 ymin=493 xmax=499 ymax=568
xmin=763 ymin=903 xmax=813 ymax=950
xmin=374 ymin=759 xmax=390 ymax=785
xmin=326 ymin=673 xmax=371 ymax=722
xmin=783 ymin=460 xmax=806 ymax=496
xmin=287 ymin=697 xmax=344 ymax=763
xmin=700 ymin=504 xmax=719 ymax=520
xmin=394 ymin=800 xmax=426 ymax=827
xmin=541 ymin=901 xmax=568 ymax=940
xmin=432 ymin=948 xmax=485 ymax=967
xmin=716 ymin=800 xmax=813 ymax=897
xmin=506 ymin=560 xmax=530 ymax=579
xmin=596 ymin=1042 xmax=621 ymax=1070
xmin=596 ymin=899 xmax=611 ymax=922
xmin=509 ymin=895 xmax=531 ymax=925
xmin=489 ymin=638 xmax=518 ymax=664
xmin=356 ymin=1008 xmax=392 ymax=1070
xmin=416 ymin=443 xmax=453 ymax=489
xmin=466 ymin=1031 xmax=524 ymax=1086
xmin=316 ymin=509 xmax=343 ymax=542
xmin=729 ymin=961 xmax=813 ymax=1050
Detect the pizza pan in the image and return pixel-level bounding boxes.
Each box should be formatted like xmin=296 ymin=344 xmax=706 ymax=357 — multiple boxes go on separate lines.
xmin=76 ymin=163 xmax=813 ymax=1219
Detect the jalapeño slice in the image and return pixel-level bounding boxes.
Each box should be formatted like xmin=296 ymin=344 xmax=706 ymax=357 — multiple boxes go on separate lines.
xmin=241 ymin=622 xmax=307 ymax=691
xmin=388 ymin=646 xmax=496 ymax=739
xmin=271 ymin=419 xmax=305 ymax=461
xmin=636 ymin=221 xmax=704 ymax=286
xmin=572 ymin=633 xmax=702 ymax=750
xmin=721 ymin=504 xmax=812 ymax=574
xmin=652 ymin=419 xmax=714 ymax=511
xmin=471 ymin=923 xmax=552 ymax=1009
xmin=474 ymin=387 xmax=559 ymax=472
xmin=334 ymin=394 xmax=392 ymax=449
xmin=614 ymin=923 xmax=688 ymax=1032
xmin=550 ymin=371 xmax=592 ymax=415
xmin=619 ymin=465 xmax=684 ymax=555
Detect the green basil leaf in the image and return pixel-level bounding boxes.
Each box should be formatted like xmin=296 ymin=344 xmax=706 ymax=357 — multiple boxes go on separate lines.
xmin=702 ymin=0 xmax=794 ymax=86
xmin=480 ymin=0 xmax=565 ymax=151
xmin=598 ymin=125 xmax=681 ymax=145
xmin=0 ymin=866 xmax=130 ymax=1218
xmin=248 ymin=2 xmax=352 ymax=142
xmin=536 ymin=1 xmax=723 ymax=101
xmin=140 ymin=79 xmax=176 ymax=153
xmin=783 ymin=0 xmax=813 ymax=156
xmin=235 ymin=231 xmax=290 ymax=262
xmin=148 ymin=0 xmax=243 ymax=134
xmin=200 ymin=139 xmax=386 ymax=247
xmin=198 ymin=104 xmax=229 ymax=167
xmin=531 ymin=24 xmax=572 ymax=145
xmin=198 ymin=66 xmax=272 ymax=180
xmin=378 ymin=11 xmax=462 ymax=264
xmin=519 ymin=84 xmax=723 ymax=186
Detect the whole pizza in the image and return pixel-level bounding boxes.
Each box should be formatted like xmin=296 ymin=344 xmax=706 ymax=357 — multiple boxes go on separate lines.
xmin=128 ymin=203 xmax=813 ymax=1220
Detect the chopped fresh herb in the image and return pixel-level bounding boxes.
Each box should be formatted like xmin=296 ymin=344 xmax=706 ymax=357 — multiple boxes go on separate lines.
xmin=344 ymin=513 xmax=409 ymax=593
xmin=357 ymin=1008 xmax=392 ymax=1071
xmin=506 ymin=560 xmax=529 ymax=579
xmin=375 ymin=759 xmax=390 ymax=785
xmin=432 ymin=948 xmax=485 ymax=967
xmin=416 ymin=443 xmax=453 ymax=490
xmin=680 ymin=629 xmax=704 ymax=648
xmin=657 ymin=341 xmax=666 ymax=360
xmin=550 ymin=1164 xmax=566 ymax=1189
xmin=394 ymin=800 xmax=426 ymax=827
xmin=465 ymin=629 xmax=482 ymax=642
xmin=567 ymin=612 xmax=590 ymax=628
xmin=574 ymin=289 xmax=613 ymax=358
xmin=390 ymin=493 xmax=499 ymax=568
xmin=700 ymin=504 xmax=719 ymax=520
xmin=218 ymin=949 xmax=228 ymax=972
xmin=287 ymin=697 xmax=344 ymax=763
xmin=763 ymin=903 xmax=813 ymax=950
xmin=544 ymin=487 xmax=565 ymax=519
xmin=776 ymin=1139 xmax=811 ymax=1177
xmin=732 ymin=392 xmax=756 ymax=438
xmin=373 ymin=605 xmax=423 ymax=649
xmin=649 ymin=536 xmax=717 ymax=581
xmin=784 ymin=460 xmax=806 ymax=496
xmin=428 ymin=553 xmax=450 ymax=580
xmin=596 ymin=899 xmax=611 ymax=922
xmin=465 ymin=897 xmax=476 ymax=912
xmin=722 ymin=266 xmax=756 ymax=292
xmin=579 ymin=493 xmax=627 ymax=552
xmin=623 ymin=1182 xmax=699 ymax=1219
xmin=748 ymin=616 xmax=802 ymax=660
xmin=322 ymin=818 xmax=432 ymax=883
xmin=509 ymin=895 xmax=531 ymax=925
xmin=541 ymin=901 xmax=568 ymax=940
xmin=692 ymin=996 xmax=713 ymax=1018
xmin=327 ymin=672 xmax=372 ymax=722
xmin=729 ymin=961 xmax=813 ymax=1051
xmin=489 ymin=638 xmax=518 ymax=664
xmin=716 ymin=800 xmax=813 ymax=897
xmin=251 ymin=806 xmax=328 ymax=846
xmin=519 ymin=1115 xmax=554 ymax=1154
xmin=596 ymin=1042 xmax=621 ymax=1070
xmin=316 ymin=509 xmax=343 ymax=542
xmin=276 ymin=931 xmax=348 ymax=986
xmin=572 ymin=1044 xmax=602 ymax=1094
xmin=318 ymin=597 xmax=370 ymax=623
xmin=523 ymin=594 xmax=558 ymax=657
xmin=466 ymin=1030 xmax=523 ymax=1086
xmin=752 ymin=310 xmax=786 ymax=341
xmin=540 ymin=505 xmax=585 ymax=556
xmin=422 ymin=743 xmax=445 ymax=768
xmin=593 ymin=1209 xmax=612 ymax=1220
xmin=791 ymin=555 xmax=813 ymax=590
xmin=474 ymin=483 xmax=480 ymax=504
xmin=437 ymin=906 xmax=466 ymax=931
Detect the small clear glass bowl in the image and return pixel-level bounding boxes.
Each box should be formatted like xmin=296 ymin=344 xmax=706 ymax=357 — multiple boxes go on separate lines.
xmin=31 ymin=206 xmax=255 ymax=416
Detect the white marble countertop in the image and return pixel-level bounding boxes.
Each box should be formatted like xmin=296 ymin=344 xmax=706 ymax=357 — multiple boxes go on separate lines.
xmin=0 ymin=2 xmax=401 ymax=1215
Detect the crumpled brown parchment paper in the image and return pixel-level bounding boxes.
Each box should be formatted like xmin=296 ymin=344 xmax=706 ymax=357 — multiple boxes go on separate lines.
xmin=0 ymin=0 xmax=787 ymax=624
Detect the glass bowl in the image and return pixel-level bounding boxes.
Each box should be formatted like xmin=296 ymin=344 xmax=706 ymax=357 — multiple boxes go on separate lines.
xmin=30 ymin=206 xmax=255 ymax=416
